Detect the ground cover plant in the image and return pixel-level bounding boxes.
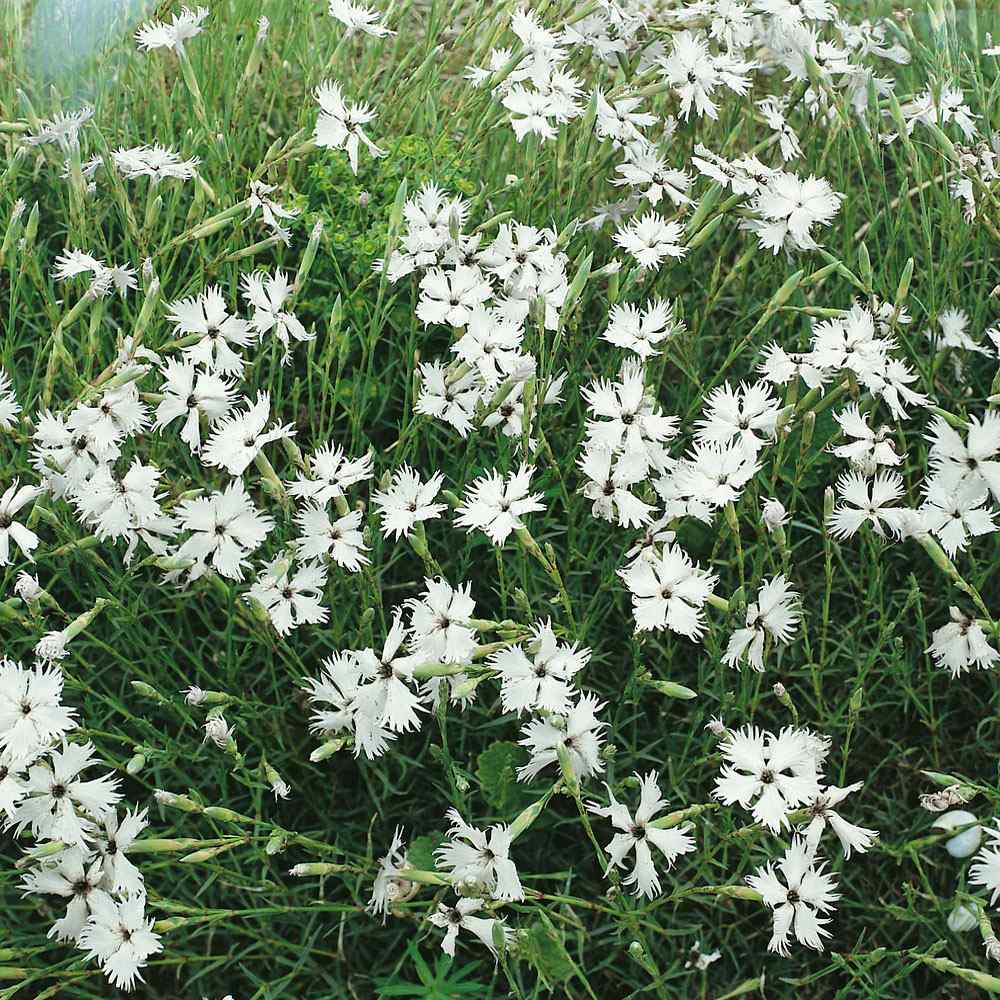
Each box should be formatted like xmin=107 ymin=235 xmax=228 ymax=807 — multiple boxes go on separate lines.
xmin=3 ymin=0 xmax=1000 ymax=996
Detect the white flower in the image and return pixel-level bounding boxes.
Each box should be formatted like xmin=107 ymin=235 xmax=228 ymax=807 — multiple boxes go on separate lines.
xmin=489 ymin=619 xmax=589 ymax=714
xmin=201 ymin=391 xmax=295 ymax=476
xmin=21 ymin=846 xmax=112 ymax=942
xmin=294 ymin=506 xmax=370 ymax=571
xmin=78 ymin=893 xmax=162 ymax=991
xmin=746 ymin=838 xmax=840 ymax=955
xmin=174 ymin=479 xmax=274 ymax=582
xmin=613 ymin=144 xmax=692 ymax=207
xmin=367 ymin=826 xmax=412 ymax=921
xmin=826 ymin=471 xmax=909 ymax=540
xmin=135 ymin=5 xmax=208 ymax=51
xmin=801 ymin=783 xmax=878 ymax=858
xmin=202 ymin=714 xmax=235 ymax=750
xmin=328 ymin=0 xmax=394 ymax=37
xmin=578 ymin=448 xmax=654 ymax=529
xmin=94 ymin=807 xmax=149 ymax=895
xmin=613 ymin=212 xmax=686 ymax=270
xmin=287 ymin=443 xmax=373 ymax=506
xmin=581 ymin=360 xmax=678 ymax=474
xmin=742 ymin=172 xmax=843 ymax=253
xmin=164 ymin=286 xmax=255 ymax=376
xmin=314 ymin=79 xmax=386 ymax=174
xmin=517 ymin=692 xmax=607 ymax=783
xmin=927 ymin=412 xmax=1000 ymax=503
xmin=429 ymin=898 xmax=512 ymax=957
xmin=714 ymin=725 xmax=824 ymax=832
xmin=417 ymin=266 xmax=494 ymax=328
xmin=11 ymin=741 xmax=121 ymax=847
xmin=0 ymin=658 xmax=76 ymax=754
xmin=619 ymin=543 xmax=717 ymax=639
xmin=970 ymin=826 xmax=1000 ymax=905
xmin=0 ymin=480 xmax=41 ymax=564
xmin=246 ymin=179 xmax=299 ymax=244
xmin=587 ymin=772 xmax=696 ymax=898
xmin=415 ymin=361 xmax=483 ymax=437
xmin=24 ymin=106 xmax=94 ymax=149
xmin=241 ymin=269 xmax=312 ymax=362
xmin=455 ymin=464 xmax=546 ymax=545
xmin=111 ymin=144 xmax=199 ymax=181
xmin=73 ymin=383 xmax=149 ymax=453
xmin=153 ymin=358 xmax=237 ymax=453
xmin=723 ymin=575 xmax=801 ymax=671
xmin=0 ymin=367 xmax=21 ymax=429
xmin=920 ymin=478 xmax=997 ymax=557
xmin=72 ymin=460 xmax=176 ymax=563
xmin=695 ymin=381 xmax=782 ymax=456
xmin=602 ymin=299 xmax=682 ymax=360
xmin=52 ymin=249 xmax=130 ymax=299
xmin=669 ymin=441 xmax=761 ymax=511
xmin=35 ymin=630 xmax=69 ymax=665
xmin=352 ymin=614 xmax=427 ymax=745
xmin=452 ymin=306 xmax=525 ymax=386
xmin=928 ymin=607 xmax=1000 ymax=677
xmin=435 ymin=809 xmax=524 ymax=900
xmin=478 ymin=223 xmax=557 ymax=294
xmin=247 ymin=558 xmax=328 ymax=636
xmin=831 ymin=403 xmax=900 ymax=473
xmin=371 ymin=466 xmax=446 ymax=540
xmin=930 ymin=308 xmax=990 ymax=354
xmin=406 ymin=578 xmax=477 ymax=664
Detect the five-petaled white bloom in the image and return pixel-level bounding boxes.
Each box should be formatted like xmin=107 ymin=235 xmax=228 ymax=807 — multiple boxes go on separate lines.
xmin=613 ymin=212 xmax=686 ymax=271
xmin=164 ymin=286 xmax=255 ymax=376
xmin=417 ymin=266 xmax=494 ymax=328
xmin=746 ymin=837 xmax=840 ymax=955
xmin=827 ymin=471 xmax=909 ymax=540
xmin=371 ymin=466 xmax=446 ymax=540
xmin=619 ymin=542 xmax=717 ymax=639
xmin=366 ymin=826 xmax=413 ymax=921
xmin=241 ymin=269 xmax=312 ymax=362
xmin=153 ymin=358 xmax=237 ymax=453
xmin=328 ymin=0 xmax=395 ymax=37
xmin=517 ymin=692 xmax=607 ymax=783
xmin=0 ymin=368 xmax=22 ymax=429
xmin=723 ymin=575 xmax=801 ymax=671
xmin=490 ymin=619 xmax=589 ymax=714
xmin=970 ymin=826 xmax=1000 ymax=906
xmin=314 ymin=79 xmax=387 ymax=174
xmin=201 ymin=391 xmax=295 ymax=476
xmin=435 ymin=808 xmax=525 ymax=900
xmin=455 ymin=464 xmax=546 ymax=545
xmin=801 ymin=782 xmax=878 ymax=858
xmin=0 ymin=658 xmax=76 ymax=752
xmin=602 ymin=299 xmax=682 ymax=360
xmin=406 ymin=578 xmax=477 ymax=664
xmin=928 ymin=607 xmax=1000 ymax=677
xmin=714 ymin=725 xmax=824 ymax=832
xmin=135 ymin=5 xmax=208 ymax=51
xmin=174 ymin=479 xmax=274 ymax=581
xmin=294 ymin=506 xmax=370 ymax=571
xmin=587 ymin=772 xmax=696 ymax=899
xmin=247 ymin=557 xmax=329 ymax=635
xmin=78 ymin=893 xmax=163 ymax=991
xmin=429 ymin=898 xmax=512 ymax=957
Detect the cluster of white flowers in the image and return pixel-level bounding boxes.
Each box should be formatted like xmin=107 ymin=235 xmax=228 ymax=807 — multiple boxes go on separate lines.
xmin=8 ymin=0 xmax=1000 ymax=985
xmin=2 ymin=659 xmax=161 ymax=989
